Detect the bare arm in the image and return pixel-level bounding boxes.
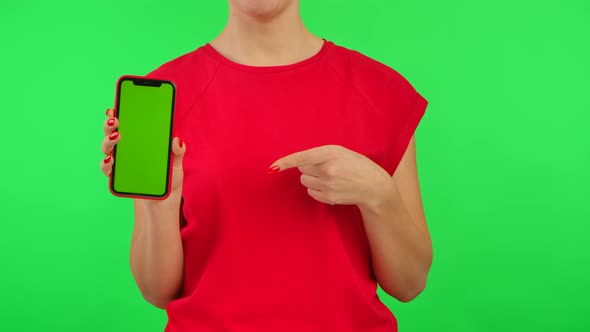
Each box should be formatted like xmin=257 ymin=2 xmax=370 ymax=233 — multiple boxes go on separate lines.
xmin=130 ymin=196 xmax=185 ymax=309
xmin=101 ymin=107 xmax=187 ymax=309
xmin=267 ymin=136 xmax=432 ymax=302
xmin=358 ymin=135 xmax=433 ymax=302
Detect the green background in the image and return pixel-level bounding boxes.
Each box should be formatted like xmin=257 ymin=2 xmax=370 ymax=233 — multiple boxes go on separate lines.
xmin=1 ymin=0 xmax=588 ymax=331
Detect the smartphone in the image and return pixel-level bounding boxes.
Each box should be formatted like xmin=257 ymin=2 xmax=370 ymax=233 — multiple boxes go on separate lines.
xmin=109 ymin=75 xmax=176 ymax=199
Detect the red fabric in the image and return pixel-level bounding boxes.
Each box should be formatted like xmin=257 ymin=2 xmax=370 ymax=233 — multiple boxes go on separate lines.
xmin=146 ymin=38 xmax=428 ymax=332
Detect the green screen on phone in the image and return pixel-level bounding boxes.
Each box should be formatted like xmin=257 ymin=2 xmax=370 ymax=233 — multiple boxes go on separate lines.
xmin=111 ymin=77 xmax=175 ymax=198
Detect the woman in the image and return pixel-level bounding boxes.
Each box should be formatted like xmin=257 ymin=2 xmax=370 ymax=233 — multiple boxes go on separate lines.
xmin=100 ymin=0 xmax=432 ymax=331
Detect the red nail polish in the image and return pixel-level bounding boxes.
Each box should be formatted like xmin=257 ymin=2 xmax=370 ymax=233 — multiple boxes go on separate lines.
xmin=103 ymin=155 xmax=111 ymax=163
xmin=267 ymin=165 xmax=280 ymax=174
xmin=109 ymin=131 xmax=119 ymax=140
xmin=179 ymin=138 xmax=183 ymax=148
xmin=107 ymin=118 xmax=115 ymax=126
xmin=105 ymin=108 xmax=110 ymax=116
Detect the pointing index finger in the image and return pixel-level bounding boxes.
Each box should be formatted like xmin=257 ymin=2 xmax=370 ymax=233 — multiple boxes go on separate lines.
xmin=268 ymin=146 xmax=333 ymax=173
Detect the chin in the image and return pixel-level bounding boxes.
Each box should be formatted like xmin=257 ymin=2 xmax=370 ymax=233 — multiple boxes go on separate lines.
xmin=229 ymin=0 xmax=296 ymax=19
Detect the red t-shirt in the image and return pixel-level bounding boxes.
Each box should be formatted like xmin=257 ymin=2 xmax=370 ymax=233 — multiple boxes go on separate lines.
xmin=146 ymin=38 xmax=428 ymax=331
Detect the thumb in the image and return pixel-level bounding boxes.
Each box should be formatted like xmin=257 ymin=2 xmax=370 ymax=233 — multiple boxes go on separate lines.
xmin=169 ymin=137 xmax=186 ymax=193
xmin=171 ymin=137 xmax=186 ymax=166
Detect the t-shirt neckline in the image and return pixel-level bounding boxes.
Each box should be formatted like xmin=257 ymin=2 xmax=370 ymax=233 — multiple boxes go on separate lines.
xmin=202 ymin=38 xmax=331 ymax=73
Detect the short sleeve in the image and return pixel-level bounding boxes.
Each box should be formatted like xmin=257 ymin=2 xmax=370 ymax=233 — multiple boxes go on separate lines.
xmin=382 ymin=77 xmax=428 ymax=176
xmin=139 ymin=50 xmax=219 ymax=141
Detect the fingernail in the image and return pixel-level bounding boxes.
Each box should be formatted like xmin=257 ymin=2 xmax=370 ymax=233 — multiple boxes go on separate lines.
xmin=103 ymin=155 xmax=111 ymax=163
xmin=267 ymin=165 xmax=280 ymax=174
xmin=107 ymin=118 xmax=115 ymax=126
xmin=105 ymin=108 xmax=110 ymax=116
xmin=109 ymin=131 xmax=119 ymax=140
xmin=179 ymin=138 xmax=183 ymax=148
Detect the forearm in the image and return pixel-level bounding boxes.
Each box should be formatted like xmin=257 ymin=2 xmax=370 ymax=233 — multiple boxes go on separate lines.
xmin=131 ymin=199 xmax=184 ymax=308
xmin=358 ymin=178 xmax=432 ymax=302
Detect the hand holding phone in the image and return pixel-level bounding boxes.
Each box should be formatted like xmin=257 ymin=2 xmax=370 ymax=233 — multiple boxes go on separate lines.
xmin=100 ymin=75 xmax=182 ymax=200
xmin=101 ymin=111 xmax=186 ymax=202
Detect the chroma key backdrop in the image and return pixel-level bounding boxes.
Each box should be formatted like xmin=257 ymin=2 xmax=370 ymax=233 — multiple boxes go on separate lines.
xmin=0 ymin=0 xmax=588 ymax=331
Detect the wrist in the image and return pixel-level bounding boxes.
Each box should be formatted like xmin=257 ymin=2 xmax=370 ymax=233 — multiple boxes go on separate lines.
xmin=357 ymin=176 xmax=397 ymax=216
xmin=139 ymin=195 xmax=182 ymax=219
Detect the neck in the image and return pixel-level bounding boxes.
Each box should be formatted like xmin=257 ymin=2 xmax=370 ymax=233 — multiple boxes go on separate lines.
xmin=210 ymin=2 xmax=323 ymax=66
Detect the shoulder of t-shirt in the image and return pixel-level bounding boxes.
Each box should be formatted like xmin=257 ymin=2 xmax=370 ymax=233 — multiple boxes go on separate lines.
xmin=144 ymin=47 xmax=221 ymax=133
xmin=324 ymin=43 xmax=421 ymax=128
xmin=325 ymin=43 xmax=428 ymax=174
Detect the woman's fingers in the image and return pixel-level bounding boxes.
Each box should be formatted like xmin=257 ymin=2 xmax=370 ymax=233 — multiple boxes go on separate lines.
xmin=102 ymin=107 xmax=120 ymax=155
xmin=104 ymin=108 xmax=118 ymax=136
xmin=101 ymin=108 xmax=119 ymax=176
xmin=101 ymin=154 xmax=113 ymax=176
xmin=101 ymin=130 xmax=121 ymax=155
